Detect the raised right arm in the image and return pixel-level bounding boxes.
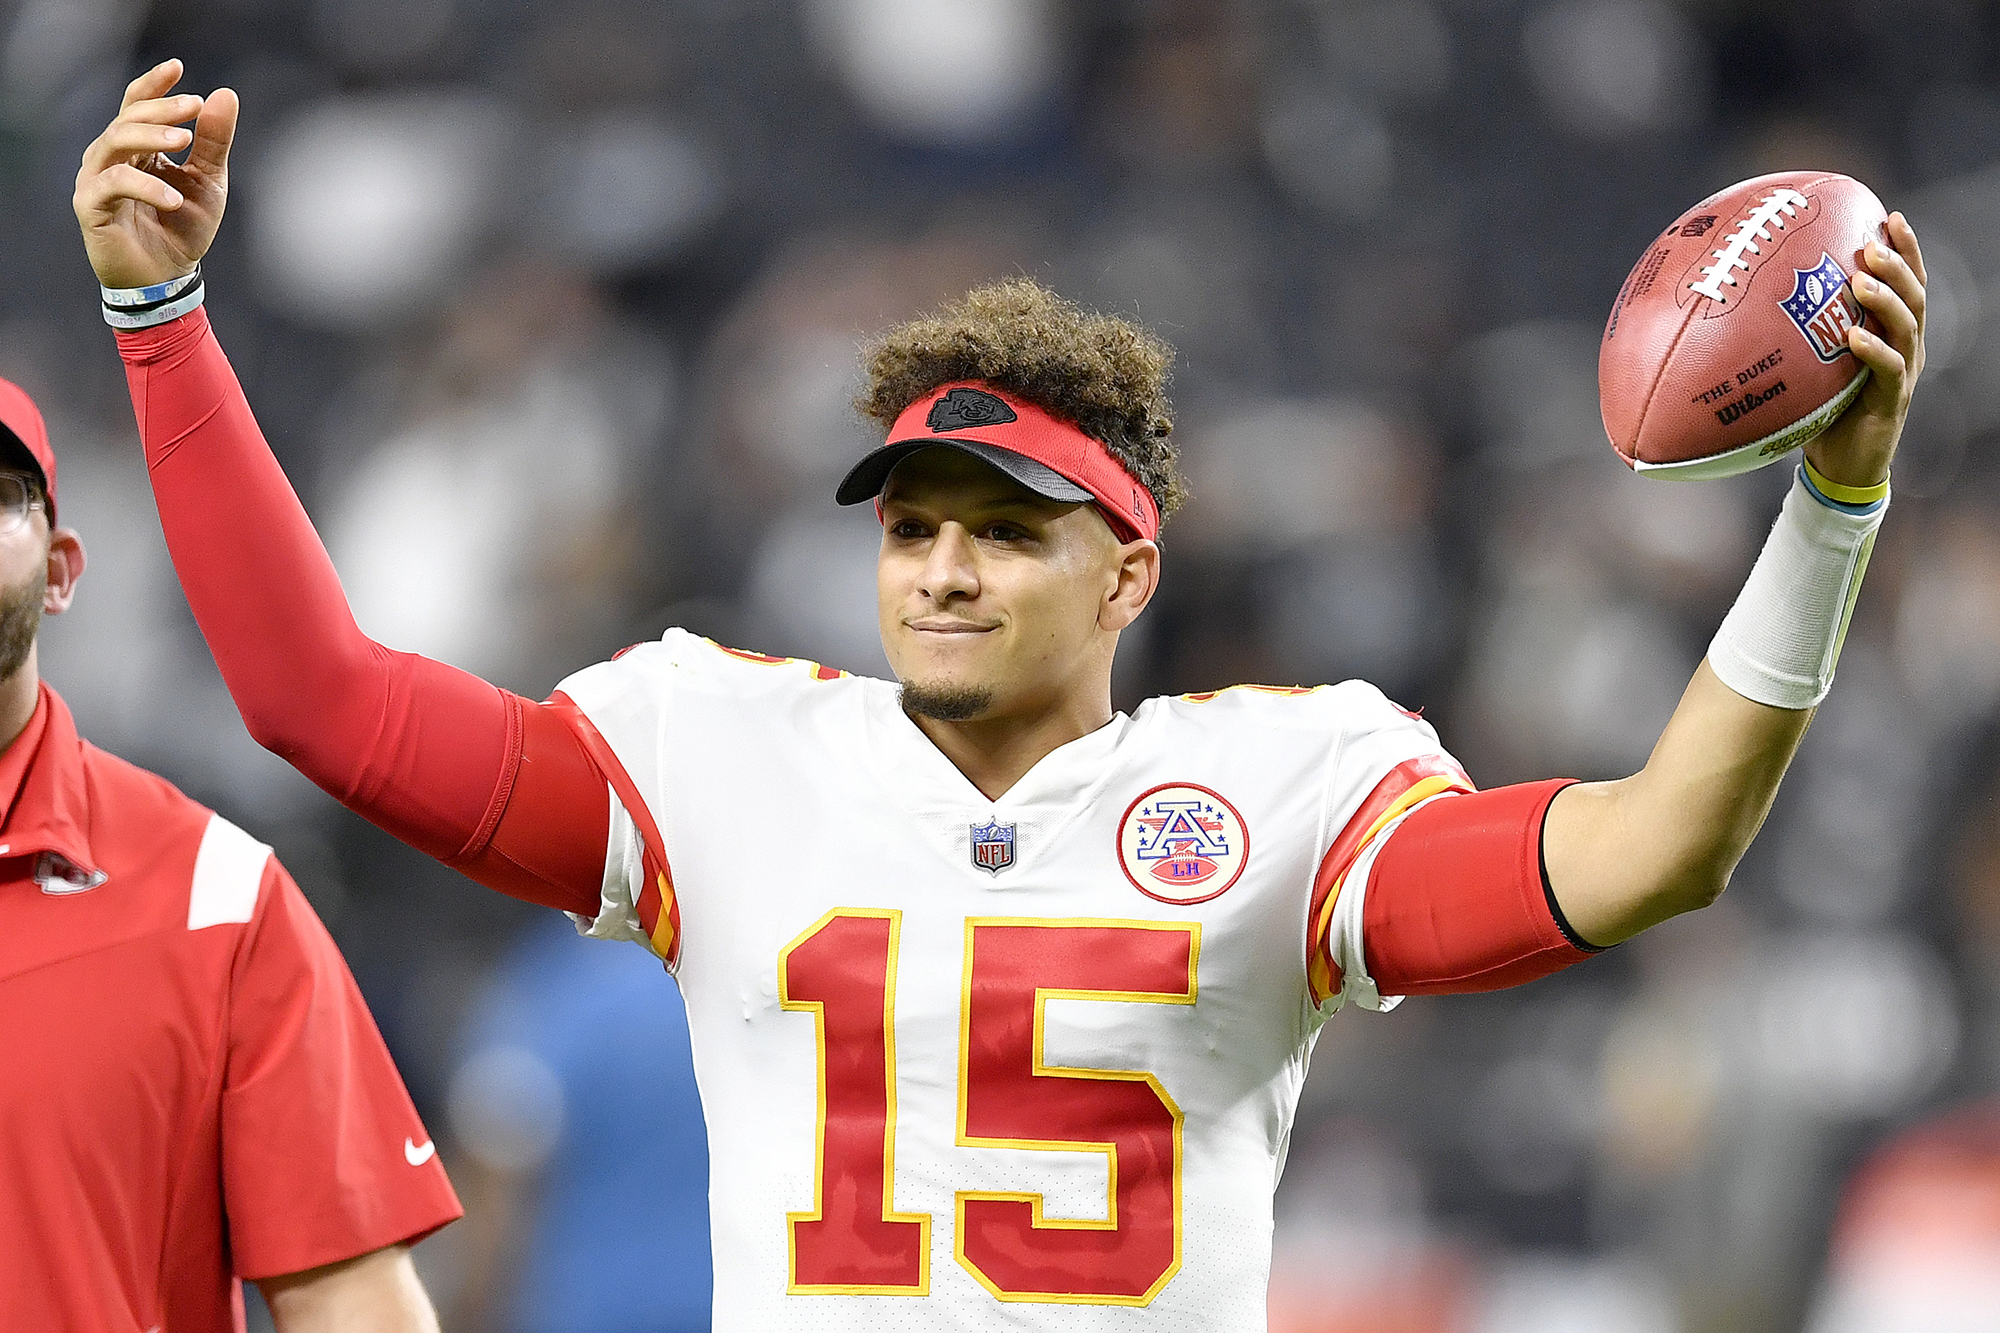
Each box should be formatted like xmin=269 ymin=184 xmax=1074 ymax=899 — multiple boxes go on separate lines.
xmin=81 ymin=63 xmax=606 ymax=914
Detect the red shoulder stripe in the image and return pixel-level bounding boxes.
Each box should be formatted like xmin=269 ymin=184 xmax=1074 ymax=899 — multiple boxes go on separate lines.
xmin=544 ymin=692 xmax=681 ymax=967
xmin=1307 ymin=754 xmax=1472 ymax=1004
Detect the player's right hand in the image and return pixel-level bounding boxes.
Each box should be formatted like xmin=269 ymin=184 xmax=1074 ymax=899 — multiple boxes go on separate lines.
xmin=74 ymin=59 xmax=237 ymax=291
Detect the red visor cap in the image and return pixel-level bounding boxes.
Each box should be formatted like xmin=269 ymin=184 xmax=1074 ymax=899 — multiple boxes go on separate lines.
xmin=835 ymin=381 xmax=1160 ymax=544
xmin=0 ymin=378 xmax=55 ymax=523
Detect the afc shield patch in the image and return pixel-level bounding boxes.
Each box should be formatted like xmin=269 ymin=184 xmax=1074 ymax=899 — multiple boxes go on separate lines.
xmin=970 ymin=819 xmax=1016 ymax=874
xmin=1780 ymin=252 xmax=1863 ymax=363
xmin=1117 ymin=783 xmax=1249 ymax=905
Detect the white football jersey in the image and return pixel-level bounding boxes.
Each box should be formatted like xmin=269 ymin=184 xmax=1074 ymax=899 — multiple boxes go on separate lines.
xmin=556 ymin=629 xmax=1469 ymax=1331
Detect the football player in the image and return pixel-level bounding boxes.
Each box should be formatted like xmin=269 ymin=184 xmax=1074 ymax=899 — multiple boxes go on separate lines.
xmin=75 ymin=62 xmax=1925 ymax=1329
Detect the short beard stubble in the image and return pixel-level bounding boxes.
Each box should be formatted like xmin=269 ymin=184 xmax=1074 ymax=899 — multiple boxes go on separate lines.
xmin=899 ymin=680 xmax=995 ymax=723
xmin=0 ymin=562 xmax=45 ymax=684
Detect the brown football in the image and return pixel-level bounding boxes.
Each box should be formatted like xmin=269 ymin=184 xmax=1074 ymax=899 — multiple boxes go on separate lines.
xmin=1600 ymin=171 xmax=1887 ymax=479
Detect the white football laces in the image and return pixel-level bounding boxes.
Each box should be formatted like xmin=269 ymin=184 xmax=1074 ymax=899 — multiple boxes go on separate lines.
xmin=1689 ymin=188 xmax=1810 ymax=304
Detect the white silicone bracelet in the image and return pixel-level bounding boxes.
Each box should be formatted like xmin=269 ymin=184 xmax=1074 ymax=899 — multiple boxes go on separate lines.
xmin=99 ymin=267 xmax=200 ymax=309
xmin=101 ymin=274 xmax=204 ymax=330
xmin=1706 ymin=468 xmax=1886 ymax=709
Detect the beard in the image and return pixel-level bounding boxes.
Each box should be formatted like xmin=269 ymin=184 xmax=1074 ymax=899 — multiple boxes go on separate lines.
xmin=0 ymin=562 xmax=44 ymax=684
xmin=899 ymin=680 xmax=995 ymax=722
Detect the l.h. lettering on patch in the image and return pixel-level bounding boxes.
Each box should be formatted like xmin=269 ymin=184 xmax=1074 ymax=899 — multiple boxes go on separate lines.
xmin=1118 ymin=783 xmax=1249 ymax=905
xmin=1780 ymin=253 xmax=1863 ymax=363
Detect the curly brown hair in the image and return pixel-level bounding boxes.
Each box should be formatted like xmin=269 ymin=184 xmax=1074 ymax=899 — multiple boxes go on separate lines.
xmin=856 ymin=278 xmax=1189 ymax=524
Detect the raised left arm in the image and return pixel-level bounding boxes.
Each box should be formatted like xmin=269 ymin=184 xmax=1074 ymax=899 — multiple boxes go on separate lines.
xmin=1544 ymin=212 xmax=1927 ymax=946
xmin=260 ymin=1244 xmax=439 ymax=1333
xmin=1544 ymin=661 xmax=1807 ymax=943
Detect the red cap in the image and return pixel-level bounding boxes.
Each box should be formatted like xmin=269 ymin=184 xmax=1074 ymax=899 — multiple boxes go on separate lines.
xmin=835 ymin=381 xmax=1160 ymax=543
xmin=0 ymin=377 xmax=56 ymax=523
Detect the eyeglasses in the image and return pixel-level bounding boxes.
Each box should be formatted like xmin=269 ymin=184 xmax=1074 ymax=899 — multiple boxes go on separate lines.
xmin=0 ymin=473 xmax=45 ymax=537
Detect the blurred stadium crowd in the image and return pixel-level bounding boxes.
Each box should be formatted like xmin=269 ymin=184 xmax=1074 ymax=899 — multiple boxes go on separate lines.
xmin=5 ymin=0 xmax=2000 ymax=1329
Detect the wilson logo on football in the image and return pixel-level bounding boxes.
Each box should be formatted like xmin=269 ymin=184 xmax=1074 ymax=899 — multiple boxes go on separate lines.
xmin=1118 ymin=783 xmax=1249 ymax=905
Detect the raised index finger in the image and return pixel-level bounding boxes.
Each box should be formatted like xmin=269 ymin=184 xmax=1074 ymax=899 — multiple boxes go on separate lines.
xmin=77 ymin=95 xmax=202 ymax=178
xmin=118 ymin=94 xmax=205 ymax=128
xmin=120 ymin=59 xmax=184 ymax=113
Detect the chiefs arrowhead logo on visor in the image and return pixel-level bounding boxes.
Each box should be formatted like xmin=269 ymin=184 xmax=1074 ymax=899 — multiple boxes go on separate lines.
xmin=927 ymin=387 xmax=1018 ymax=431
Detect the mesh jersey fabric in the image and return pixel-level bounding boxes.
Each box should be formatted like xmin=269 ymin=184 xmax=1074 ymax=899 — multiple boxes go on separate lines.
xmin=555 ymin=631 xmax=1462 ymax=1330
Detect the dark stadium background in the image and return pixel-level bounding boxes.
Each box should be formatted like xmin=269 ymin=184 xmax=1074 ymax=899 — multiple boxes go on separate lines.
xmin=6 ymin=1 xmax=1999 ymax=1328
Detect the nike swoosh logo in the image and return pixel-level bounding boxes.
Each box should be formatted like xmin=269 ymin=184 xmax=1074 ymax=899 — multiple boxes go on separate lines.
xmin=404 ymin=1137 xmax=437 ymax=1166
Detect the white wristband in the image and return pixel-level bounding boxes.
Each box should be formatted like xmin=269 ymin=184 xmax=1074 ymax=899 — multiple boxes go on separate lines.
xmin=1706 ymin=467 xmax=1886 ymax=709
xmin=100 ymin=266 xmax=205 ymax=329
xmin=99 ymin=268 xmax=200 ymax=308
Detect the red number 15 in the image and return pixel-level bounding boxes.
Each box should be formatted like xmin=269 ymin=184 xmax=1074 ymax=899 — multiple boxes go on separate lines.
xmin=779 ymin=911 xmax=1199 ymax=1306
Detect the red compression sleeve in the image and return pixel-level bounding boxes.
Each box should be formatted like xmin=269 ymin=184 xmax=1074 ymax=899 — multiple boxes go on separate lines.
xmin=117 ymin=311 xmax=604 ymax=915
xmin=1362 ymin=778 xmax=1598 ymax=995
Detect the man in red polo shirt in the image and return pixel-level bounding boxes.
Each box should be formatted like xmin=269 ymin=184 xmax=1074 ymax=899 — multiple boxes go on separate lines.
xmin=0 ymin=376 xmax=462 ymax=1331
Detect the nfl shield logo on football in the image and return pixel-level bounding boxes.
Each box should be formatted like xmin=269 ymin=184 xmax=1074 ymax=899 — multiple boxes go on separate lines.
xmin=1779 ymin=252 xmax=1863 ymax=363
xmin=1117 ymin=783 xmax=1250 ymax=905
xmin=970 ymin=818 xmax=1016 ymax=874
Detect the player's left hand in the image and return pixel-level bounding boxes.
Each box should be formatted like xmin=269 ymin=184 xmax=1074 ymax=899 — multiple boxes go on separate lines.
xmin=1802 ymin=211 xmax=1926 ymax=490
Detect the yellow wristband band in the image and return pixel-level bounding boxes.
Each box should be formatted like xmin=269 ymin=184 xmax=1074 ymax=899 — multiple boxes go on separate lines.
xmin=1803 ymin=457 xmax=1890 ymax=506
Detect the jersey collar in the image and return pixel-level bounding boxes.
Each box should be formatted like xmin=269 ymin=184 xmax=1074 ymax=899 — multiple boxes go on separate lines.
xmin=864 ymin=685 xmax=1133 ymax=813
xmin=858 ymin=692 xmax=1134 ymax=883
xmin=0 ymin=684 xmax=99 ymax=883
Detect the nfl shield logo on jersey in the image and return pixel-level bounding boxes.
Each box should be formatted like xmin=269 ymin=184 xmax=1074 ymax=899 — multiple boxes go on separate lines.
xmin=1117 ymin=783 xmax=1250 ymax=905
xmin=969 ymin=819 xmax=1016 ymax=874
xmin=1779 ymin=252 xmax=1863 ymax=363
